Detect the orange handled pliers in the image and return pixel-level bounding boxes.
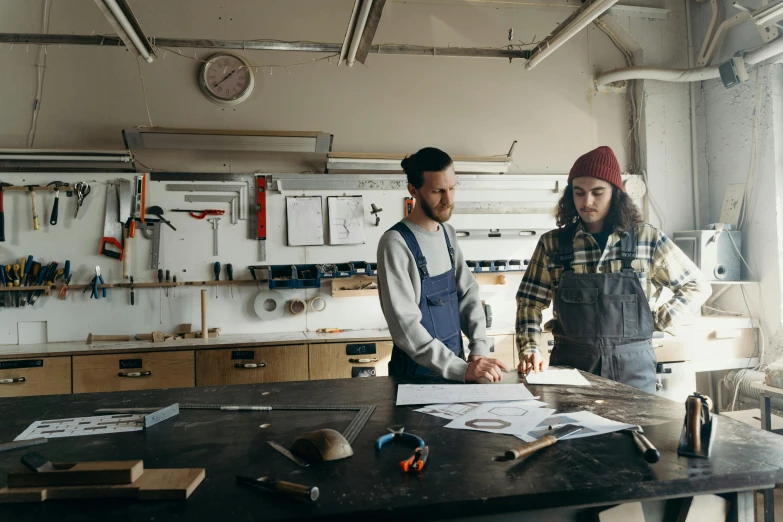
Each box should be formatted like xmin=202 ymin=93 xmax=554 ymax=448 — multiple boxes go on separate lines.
xmin=169 ymin=209 xmax=226 ymax=220
xmin=375 ymin=427 xmax=429 ymax=473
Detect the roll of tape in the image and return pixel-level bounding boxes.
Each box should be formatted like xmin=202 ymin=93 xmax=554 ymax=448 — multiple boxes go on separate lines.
xmin=309 ymin=296 xmax=326 ymax=312
xmin=253 ymin=290 xmax=285 ymax=321
xmin=288 ymin=298 xmax=307 ymax=315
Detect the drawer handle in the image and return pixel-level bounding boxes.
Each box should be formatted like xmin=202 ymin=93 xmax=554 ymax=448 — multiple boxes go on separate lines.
xmin=0 ymin=377 xmax=26 ymax=384
xmin=349 ymin=357 xmax=378 ymax=364
xmin=117 ymin=371 xmax=152 ymax=378
xmin=235 ymin=363 xmax=267 ymax=369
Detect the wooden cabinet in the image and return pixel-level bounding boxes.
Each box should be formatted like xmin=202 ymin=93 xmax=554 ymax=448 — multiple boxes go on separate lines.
xmin=0 ymin=356 xmax=71 ymax=397
xmin=72 ymin=351 xmax=194 ymax=394
xmin=196 ymin=345 xmax=308 ymax=386
xmin=309 ymin=342 xmax=393 ymax=380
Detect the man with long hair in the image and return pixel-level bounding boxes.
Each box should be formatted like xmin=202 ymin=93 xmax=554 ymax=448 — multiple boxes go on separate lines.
xmin=515 ymin=146 xmax=711 ymax=392
xmin=377 ymin=147 xmax=508 ymax=382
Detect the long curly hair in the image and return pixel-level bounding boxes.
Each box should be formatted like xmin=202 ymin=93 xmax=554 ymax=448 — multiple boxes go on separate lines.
xmin=555 ymin=184 xmax=643 ymax=232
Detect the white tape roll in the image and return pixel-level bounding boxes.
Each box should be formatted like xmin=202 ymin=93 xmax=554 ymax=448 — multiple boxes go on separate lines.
xmin=309 ymin=296 xmax=326 ymax=312
xmin=253 ymin=290 xmax=285 ymax=320
xmin=288 ymin=298 xmax=307 ymax=316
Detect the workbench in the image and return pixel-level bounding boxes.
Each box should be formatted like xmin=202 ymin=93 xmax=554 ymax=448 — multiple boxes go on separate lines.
xmin=0 ymin=373 xmax=780 ymax=521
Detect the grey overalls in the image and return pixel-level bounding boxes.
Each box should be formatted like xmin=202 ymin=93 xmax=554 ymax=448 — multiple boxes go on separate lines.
xmin=549 ymin=226 xmax=657 ymax=392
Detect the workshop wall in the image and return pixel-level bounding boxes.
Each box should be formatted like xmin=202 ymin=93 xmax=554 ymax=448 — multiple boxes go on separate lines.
xmin=0 ymin=0 xmax=692 ymax=345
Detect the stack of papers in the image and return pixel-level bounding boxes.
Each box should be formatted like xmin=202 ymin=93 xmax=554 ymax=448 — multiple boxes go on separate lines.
xmin=524 ymin=368 xmax=591 ymax=386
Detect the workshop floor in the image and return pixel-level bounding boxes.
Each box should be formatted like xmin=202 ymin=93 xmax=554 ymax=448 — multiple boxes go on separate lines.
xmin=755 ymin=488 xmax=783 ymax=521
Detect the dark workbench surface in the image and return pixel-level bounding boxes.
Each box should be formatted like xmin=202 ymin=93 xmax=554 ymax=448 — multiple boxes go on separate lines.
xmin=0 ymin=374 xmax=781 ymax=521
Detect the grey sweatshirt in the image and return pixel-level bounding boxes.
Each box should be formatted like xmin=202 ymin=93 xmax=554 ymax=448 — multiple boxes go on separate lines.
xmin=377 ymin=218 xmax=490 ymax=382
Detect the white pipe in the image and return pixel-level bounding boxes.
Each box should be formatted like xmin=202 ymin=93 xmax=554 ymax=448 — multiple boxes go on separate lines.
xmin=686 ymin=0 xmax=701 ymax=230
xmin=339 ymin=0 xmax=361 ymax=65
xmin=526 ymin=0 xmax=619 ymax=70
xmin=596 ymin=66 xmax=721 ymax=85
xmin=346 ymin=0 xmax=373 ymax=67
xmin=745 ymin=35 xmax=783 ymax=63
xmin=102 ymin=0 xmax=153 ymax=63
xmin=0 ymin=154 xmax=132 ymax=162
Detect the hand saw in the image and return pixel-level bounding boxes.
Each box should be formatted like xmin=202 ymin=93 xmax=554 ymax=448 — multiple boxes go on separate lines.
xmin=99 ymin=182 xmax=124 ymax=261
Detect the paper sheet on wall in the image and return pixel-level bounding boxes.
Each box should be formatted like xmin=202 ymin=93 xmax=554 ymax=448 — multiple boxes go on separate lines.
xmin=443 ymin=401 xmax=556 ymax=435
xmin=524 ymin=369 xmax=591 ymax=386
xmin=514 ymin=411 xmax=634 ymax=443
xmin=327 ymin=196 xmax=366 ymax=245
xmin=286 ymin=196 xmax=324 ymax=246
xmin=15 ymin=414 xmax=145 ymax=440
xmin=396 ymin=383 xmax=537 ymax=406
xmin=415 ymin=400 xmax=548 ymax=420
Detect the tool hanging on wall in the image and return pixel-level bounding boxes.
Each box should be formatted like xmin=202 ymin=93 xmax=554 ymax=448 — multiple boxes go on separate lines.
xmin=370 ymin=204 xmax=383 ymax=226
xmin=208 ymin=217 xmax=221 ymax=256
xmin=25 ymin=185 xmax=40 ymax=231
xmin=130 ymin=276 xmax=135 ymax=306
xmin=84 ymin=266 xmax=106 ymax=300
xmin=139 ymin=219 xmax=162 ymax=270
xmin=132 ymin=174 xmax=146 ymax=227
xmin=146 ymin=206 xmax=176 ymax=231
xmin=185 ymin=195 xmax=238 ymax=224
xmin=57 ymin=260 xmax=71 ymax=301
xmin=166 ymin=184 xmax=247 ymax=221
xmin=213 ymin=262 xmax=220 ymax=299
xmin=0 ymin=182 xmax=12 ymax=242
xmin=158 ymin=269 xmax=163 ymax=324
xmin=170 ymin=209 xmax=225 ymax=219
xmin=118 ymin=179 xmax=132 ymax=278
xmin=404 ymin=197 xmax=414 ymax=217
xmin=257 ymin=176 xmax=267 ymax=262
xmin=45 ymin=182 xmax=68 ymax=226
xmin=226 ymin=264 xmax=234 ymax=298
xmin=100 ymin=182 xmax=124 ymax=261
xmin=73 ymin=182 xmax=90 ymax=219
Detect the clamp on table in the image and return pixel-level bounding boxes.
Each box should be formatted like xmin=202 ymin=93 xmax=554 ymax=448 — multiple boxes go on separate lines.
xmin=375 ymin=427 xmax=429 ymax=473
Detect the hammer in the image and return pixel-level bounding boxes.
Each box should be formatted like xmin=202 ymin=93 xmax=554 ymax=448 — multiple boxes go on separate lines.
xmin=46 ymin=181 xmax=67 ymax=226
xmin=25 ymin=185 xmax=39 ymax=231
xmin=0 ymin=182 xmax=12 ymax=242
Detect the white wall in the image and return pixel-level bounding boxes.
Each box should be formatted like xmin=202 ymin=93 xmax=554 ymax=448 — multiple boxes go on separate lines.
xmin=0 ymin=0 xmax=693 ymax=345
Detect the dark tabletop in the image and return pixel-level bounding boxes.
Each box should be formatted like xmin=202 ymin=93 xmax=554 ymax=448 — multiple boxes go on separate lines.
xmin=0 ymin=373 xmax=782 ymax=522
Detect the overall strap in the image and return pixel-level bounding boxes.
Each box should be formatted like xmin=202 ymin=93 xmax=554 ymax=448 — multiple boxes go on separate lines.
xmin=390 ymin=222 xmax=429 ymax=280
xmin=556 ymin=226 xmax=576 ymax=272
xmin=619 ymin=226 xmax=637 ymax=272
xmin=442 ymin=226 xmax=456 ymax=268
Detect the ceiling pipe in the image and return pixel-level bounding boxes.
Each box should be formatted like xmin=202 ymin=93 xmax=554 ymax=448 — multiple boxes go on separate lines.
xmin=526 ymin=0 xmax=620 ymax=70
xmin=346 ymin=0 xmax=374 ymax=67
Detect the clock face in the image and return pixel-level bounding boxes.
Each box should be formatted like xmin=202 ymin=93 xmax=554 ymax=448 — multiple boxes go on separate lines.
xmin=199 ymin=53 xmax=255 ymax=106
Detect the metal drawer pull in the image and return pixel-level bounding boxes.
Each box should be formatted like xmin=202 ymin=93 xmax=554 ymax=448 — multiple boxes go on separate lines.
xmin=117 ymin=371 xmax=152 ymax=378
xmin=0 ymin=377 xmax=25 ymax=384
xmin=235 ymin=363 xmax=267 ymax=369
xmin=349 ymin=358 xmax=378 ymax=364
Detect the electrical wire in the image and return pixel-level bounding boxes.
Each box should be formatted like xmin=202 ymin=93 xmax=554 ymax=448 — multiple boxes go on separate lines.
xmin=27 ymin=0 xmax=52 ymax=148
xmin=135 ymin=56 xmax=153 ymax=127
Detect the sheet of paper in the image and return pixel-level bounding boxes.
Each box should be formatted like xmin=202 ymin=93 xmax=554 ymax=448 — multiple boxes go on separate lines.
xmin=525 ymin=368 xmax=591 ymax=386
xmin=396 ymin=383 xmax=536 ymax=406
xmin=415 ymin=400 xmax=548 ymax=420
xmin=514 ymin=411 xmax=635 ymax=443
xmin=327 ymin=196 xmax=366 ymax=245
xmin=15 ymin=414 xmax=145 ymax=440
xmin=444 ymin=401 xmax=556 ymax=436
xmin=285 ymin=196 xmax=324 ymax=246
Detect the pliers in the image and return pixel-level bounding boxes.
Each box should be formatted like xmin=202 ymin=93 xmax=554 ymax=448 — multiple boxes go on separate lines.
xmin=375 ymin=427 xmax=429 ymax=473
xmin=84 ymin=266 xmax=106 ymax=299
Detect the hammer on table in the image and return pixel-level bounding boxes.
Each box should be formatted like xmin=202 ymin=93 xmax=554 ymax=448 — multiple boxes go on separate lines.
xmin=0 ymin=182 xmax=12 ymax=242
xmin=25 ymin=185 xmax=40 ymax=231
xmin=46 ymin=181 xmax=67 ymax=226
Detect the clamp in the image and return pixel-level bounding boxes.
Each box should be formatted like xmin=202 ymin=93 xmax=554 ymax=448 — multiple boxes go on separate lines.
xmin=375 ymin=427 xmax=429 ymax=473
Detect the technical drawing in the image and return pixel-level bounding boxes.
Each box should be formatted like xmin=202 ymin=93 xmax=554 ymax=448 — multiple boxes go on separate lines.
xmin=489 ymin=407 xmax=533 ymax=417
xmin=465 ymin=419 xmax=512 ymax=430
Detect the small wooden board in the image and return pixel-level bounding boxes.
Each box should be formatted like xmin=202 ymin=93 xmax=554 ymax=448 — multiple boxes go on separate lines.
xmin=8 ymin=460 xmax=143 ymax=488
xmin=0 ymin=468 xmax=205 ymax=503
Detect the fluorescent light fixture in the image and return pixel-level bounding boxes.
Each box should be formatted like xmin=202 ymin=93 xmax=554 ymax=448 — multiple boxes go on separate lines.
xmin=94 ymin=0 xmax=155 ymax=63
xmin=122 ymin=128 xmax=333 ymax=153
xmin=753 ymin=0 xmax=783 ymax=25
xmin=327 ymin=156 xmax=511 ymax=173
xmin=0 ymin=149 xmax=133 ymax=162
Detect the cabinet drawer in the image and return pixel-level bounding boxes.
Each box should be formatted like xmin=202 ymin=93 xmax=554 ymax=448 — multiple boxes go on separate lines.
xmin=0 ymin=357 xmax=71 ymax=397
xmin=656 ymin=328 xmax=756 ymax=363
xmin=72 ymin=351 xmax=194 ymax=394
xmin=196 ymin=345 xmax=308 ymax=386
xmin=309 ymin=342 xmax=393 ymax=380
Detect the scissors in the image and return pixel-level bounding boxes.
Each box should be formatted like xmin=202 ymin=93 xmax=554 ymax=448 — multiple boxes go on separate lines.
xmin=73 ymin=182 xmax=91 ymax=218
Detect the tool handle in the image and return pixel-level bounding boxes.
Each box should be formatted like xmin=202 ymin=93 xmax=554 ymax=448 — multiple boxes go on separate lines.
xmin=213 ymin=262 xmax=221 ymax=281
xmin=158 ymin=269 xmax=163 ymax=283
xmin=226 ymin=263 xmax=233 ymax=281
xmin=130 ymin=276 xmax=135 ymax=306
xmin=122 ymin=228 xmax=131 ymax=279
xmin=165 ymin=270 xmax=170 ymax=283
xmin=270 ymin=479 xmax=319 ymax=501
xmin=99 ymin=237 xmax=123 ymax=260
xmin=64 ymin=260 xmax=70 ymax=281
xmin=0 ymin=210 xmax=4 ymax=243
xmin=201 ymin=289 xmax=208 ymax=342
xmin=50 ymin=195 xmax=59 ymax=225
xmin=30 ymin=191 xmax=39 ymax=231
xmin=631 ymin=430 xmax=660 ymax=463
xmin=505 ymin=435 xmax=557 ymax=460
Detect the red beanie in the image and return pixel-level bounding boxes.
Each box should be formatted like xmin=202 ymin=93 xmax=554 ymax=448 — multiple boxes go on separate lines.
xmin=568 ymin=146 xmax=624 ymax=191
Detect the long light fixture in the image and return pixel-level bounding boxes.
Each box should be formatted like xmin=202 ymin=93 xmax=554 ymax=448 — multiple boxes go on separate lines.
xmin=93 ymin=0 xmax=155 ymax=63
xmin=751 ymin=0 xmax=783 ymax=26
xmin=122 ymin=128 xmax=333 ymax=153
xmin=0 ymin=149 xmax=135 ymax=171
xmin=339 ymin=0 xmax=386 ymax=67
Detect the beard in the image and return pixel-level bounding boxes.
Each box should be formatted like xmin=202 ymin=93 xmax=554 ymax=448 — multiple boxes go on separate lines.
xmin=420 ymin=197 xmax=454 ymax=223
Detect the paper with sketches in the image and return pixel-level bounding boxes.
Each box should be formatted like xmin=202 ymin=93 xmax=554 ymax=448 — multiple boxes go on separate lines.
xmin=396 ymin=384 xmax=537 ymax=406
xmin=514 ymin=411 xmax=635 ymax=443
xmin=286 ymin=196 xmax=324 ymax=246
xmin=15 ymin=414 xmax=145 ymax=440
xmin=415 ymin=400 xmax=548 ymax=420
xmin=525 ymin=368 xmax=591 ymax=386
xmin=444 ymin=401 xmax=556 ymax=435
xmin=327 ymin=196 xmax=366 ymax=245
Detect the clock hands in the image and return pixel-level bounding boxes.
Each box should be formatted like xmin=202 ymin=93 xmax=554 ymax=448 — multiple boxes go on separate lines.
xmin=214 ymin=67 xmax=240 ymax=88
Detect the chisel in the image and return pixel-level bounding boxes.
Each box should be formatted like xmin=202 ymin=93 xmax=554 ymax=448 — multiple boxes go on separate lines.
xmin=236 ymin=475 xmax=319 ymax=502
xmin=504 ymin=424 xmax=583 ymax=460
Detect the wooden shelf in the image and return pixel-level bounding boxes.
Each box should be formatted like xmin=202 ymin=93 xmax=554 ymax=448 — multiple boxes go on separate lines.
xmin=331 ymin=277 xmax=378 ymax=297
xmin=473 ymin=273 xmax=507 ymax=286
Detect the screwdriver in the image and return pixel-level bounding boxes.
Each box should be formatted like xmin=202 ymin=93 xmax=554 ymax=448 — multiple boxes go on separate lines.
xmin=130 ymin=276 xmax=135 ymax=306
xmin=165 ymin=270 xmax=170 ymax=298
xmin=226 ymin=263 xmax=233 ymax=298
xmin=158 ymin=269 xmax=163 ymax=324
xmin=173 ymin=275 xmax=177 ymax=298
xmin=213 ymin=262 xmax=221 ymax=299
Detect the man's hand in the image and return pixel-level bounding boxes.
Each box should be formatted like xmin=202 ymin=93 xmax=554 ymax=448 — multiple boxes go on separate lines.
xmin=518 ymin=352 xmax=547 ymax=375
xmin=465 ymin=356 xmax=509 ymax=382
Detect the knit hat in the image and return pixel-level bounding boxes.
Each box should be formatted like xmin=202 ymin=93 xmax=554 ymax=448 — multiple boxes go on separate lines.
xmin=568 ymin=146 xmax=623 ymax=191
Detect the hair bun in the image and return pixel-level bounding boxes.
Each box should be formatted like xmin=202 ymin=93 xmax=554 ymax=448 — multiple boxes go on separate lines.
xmin=401 ymin=156 xmax=411 ymax=170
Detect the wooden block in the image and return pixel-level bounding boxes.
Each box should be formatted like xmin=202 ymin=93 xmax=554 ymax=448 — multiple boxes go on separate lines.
xmin=598 ymin=502 xmax=644 ymax=522
xmin=8 ymin=460 xmax=144 ymax=488
xmin=152 ymin=331 xmax=165 ymax=343
xmin=177 ymin=324 xmax=192 ymax=334
xmin=0 ymin=468 xmax=205 ymax=503
xmin=183 ymin=334 xmax=197 ymax=339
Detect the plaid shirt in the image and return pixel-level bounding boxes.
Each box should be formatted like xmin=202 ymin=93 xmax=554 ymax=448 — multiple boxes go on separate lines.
xmin=516 ymin=222 xmax=712 ymax=357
